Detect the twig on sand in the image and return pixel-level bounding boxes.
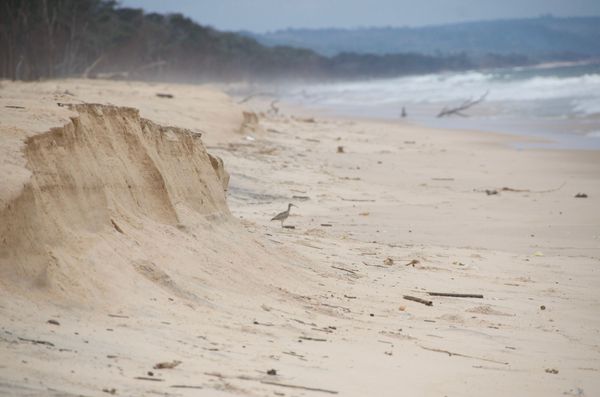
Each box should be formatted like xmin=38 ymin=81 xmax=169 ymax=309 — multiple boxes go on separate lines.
xmin=205 ymin=372 xmax=338 ymax=394
xmin=110 ymin=219 xmax=124 ymax=234
xmin=340 ymin=197 xmax=376 ymax=202
xmin=299 ymin=336 xmax=327 ymax=342
xmin=362 ymin=261 xmax=387 ymax=269
xmin=18 ymin=337 xmax=55 ymax=347
xmin=418 ymin=345 xmax=508 ymax=365
xmin=427 ymin=292 xmax=484 ymax=298
xmin=261 ymin=380 xmax=339 ymax=394
xmin=331 ymin=266 xmax=357 ymax=274
xmin=171 ymin=385 xmax=203 ymax=389
xmin=476 ymin=182 xmax=566 ymax=195
xmin=134 ymin=377 xmax=164 ymax=382
xmin=403 ymin=295 xmax=433 ymax=306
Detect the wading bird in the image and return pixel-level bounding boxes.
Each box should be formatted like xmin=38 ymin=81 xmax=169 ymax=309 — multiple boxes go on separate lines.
xmin=271 ymin=203 xmax=297 ymax=227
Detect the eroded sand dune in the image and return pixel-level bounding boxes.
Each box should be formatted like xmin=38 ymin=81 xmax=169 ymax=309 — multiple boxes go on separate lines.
xmin=0 ymin=86 xmax=309 ymax=310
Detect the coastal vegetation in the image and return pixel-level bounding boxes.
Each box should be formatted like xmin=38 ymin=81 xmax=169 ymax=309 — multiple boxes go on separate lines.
xmin=1 ymin=0 xmax=596 ymax=82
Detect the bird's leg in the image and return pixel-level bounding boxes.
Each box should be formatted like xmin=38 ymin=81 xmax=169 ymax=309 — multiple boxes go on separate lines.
xmin=280 ymin=219 xmax=284 ymax=228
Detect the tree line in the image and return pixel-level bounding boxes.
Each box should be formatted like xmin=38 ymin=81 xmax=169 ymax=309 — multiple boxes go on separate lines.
xmin=0 ymin=0 xmax=535 ymax=82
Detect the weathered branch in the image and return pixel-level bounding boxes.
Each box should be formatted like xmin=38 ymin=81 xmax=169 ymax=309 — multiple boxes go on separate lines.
xmin=427 ymin=292 xmax=483 ymax=298
xmin=437 ymin=91 xmax=489 ymax=118
xmin=269 ymin=99 xmax=280 ymax=115
xmin=403 ymin=295 xmax=433 ymax=306
xmin=261 ymin=380 xmax=338 ymax=394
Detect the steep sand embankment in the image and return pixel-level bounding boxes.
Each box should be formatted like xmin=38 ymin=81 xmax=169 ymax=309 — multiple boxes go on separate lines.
xmin=1 ymin=103 xmax=231 ymax=298
xmin=0 ymin=85 xmax=310 ymax=310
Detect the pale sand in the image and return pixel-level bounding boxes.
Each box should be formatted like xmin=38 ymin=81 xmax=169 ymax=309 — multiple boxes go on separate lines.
xmin=1 ymin=79 xmax=599 ymax=396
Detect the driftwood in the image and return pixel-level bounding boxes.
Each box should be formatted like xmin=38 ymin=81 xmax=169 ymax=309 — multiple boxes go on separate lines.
xmin=18 ymin=337 xmax=55 ymax=347
xmin=403 ymin=295 xmax=433 ymax=306
xmin=418 ymin=345 xmax=508 ymax=365
xmin=362 ymin=261 xmax=387 ymax=269
xmin=299 ymin=336 xmax=327 ymax=342
xmin=269 ymin=99 xmax=280 ymax=115
xmin=171 ymin=385 xmax=203 ymax=389
xmin=205 ymin=371 xmax=337 ymax=394
xmin=331 ymin=266 xmax=357 ymax=274
xmin=154 ymin=360 xmax=181 ymax=369
xmin=110 ymin=219 xmax=124 ymax=234
xmin=428 ymin=292 xmax=483 ymax=298
xmin=261 ymin=380 xmax=338 ymax=394
xmin=134 ymin=377 xmax=164 ymax=382
xmin=437 ymin=91 xmax=488 ymax=118
xmin=108 ymin=314 xmax=129 ymax=318
xmin=476 ymin=182 xmax=566 ymax=195
xmin=340 ymin=197 xmax=376 ymax=202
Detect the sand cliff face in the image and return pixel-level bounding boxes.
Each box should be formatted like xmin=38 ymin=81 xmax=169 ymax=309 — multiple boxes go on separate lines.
xmin=0 ymin=104 xmax=231 ymax=298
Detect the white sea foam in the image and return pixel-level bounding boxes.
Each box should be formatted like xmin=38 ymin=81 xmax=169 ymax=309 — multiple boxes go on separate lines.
xmin=282 ymin=64 xmax=600 ymax=149
xmin=289 ymin=68 xmax=600 ymax=117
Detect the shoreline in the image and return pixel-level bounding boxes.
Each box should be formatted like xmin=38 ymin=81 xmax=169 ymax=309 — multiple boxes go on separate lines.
xmin=271 ymin=98 xmax=600 ymax=151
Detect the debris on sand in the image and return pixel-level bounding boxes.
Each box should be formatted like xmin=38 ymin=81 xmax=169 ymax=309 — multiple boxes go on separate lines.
xmin=337 ymin=146 xmax=345 ymax=153
xmin=574 ymin=193 xmax=588 ymax=198
xmin=427 ymin=292 xmax=484 ymax=299
xmin=18 ymin=337 xmax=55 ymax=347
xmin=383 ymin=257 xmax=394 ymax=266
xmin=153 ymin=360 xmax=182 ymax=370
xmin=134 ymin=376 xmax=164 ymax=382
xmin=403 ymin=295 xmax=433 ymax=306
xmin=405 ymin=259 xmax=419 ymax=267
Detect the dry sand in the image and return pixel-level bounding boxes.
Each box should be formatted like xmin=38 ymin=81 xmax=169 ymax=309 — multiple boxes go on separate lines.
xmin=1 ymin=79 xmax=599 ymax=396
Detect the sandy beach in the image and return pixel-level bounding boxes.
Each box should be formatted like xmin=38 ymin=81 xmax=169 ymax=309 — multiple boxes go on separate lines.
xmin=1 ymin=79 xmax=599 ymax=396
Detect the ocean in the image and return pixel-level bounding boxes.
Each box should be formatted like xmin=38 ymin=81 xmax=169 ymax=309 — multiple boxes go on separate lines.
xmin=282 ymin=62 xmax=600 ymax=149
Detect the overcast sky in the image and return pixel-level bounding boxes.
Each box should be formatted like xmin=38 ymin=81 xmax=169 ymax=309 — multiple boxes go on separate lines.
xmin=119 ymin=0 xmax=600 ymax=32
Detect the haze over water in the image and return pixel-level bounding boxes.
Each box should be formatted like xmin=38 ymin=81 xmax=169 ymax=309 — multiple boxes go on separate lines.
xmin=284 ymin=62 xmax=600 ymax=149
